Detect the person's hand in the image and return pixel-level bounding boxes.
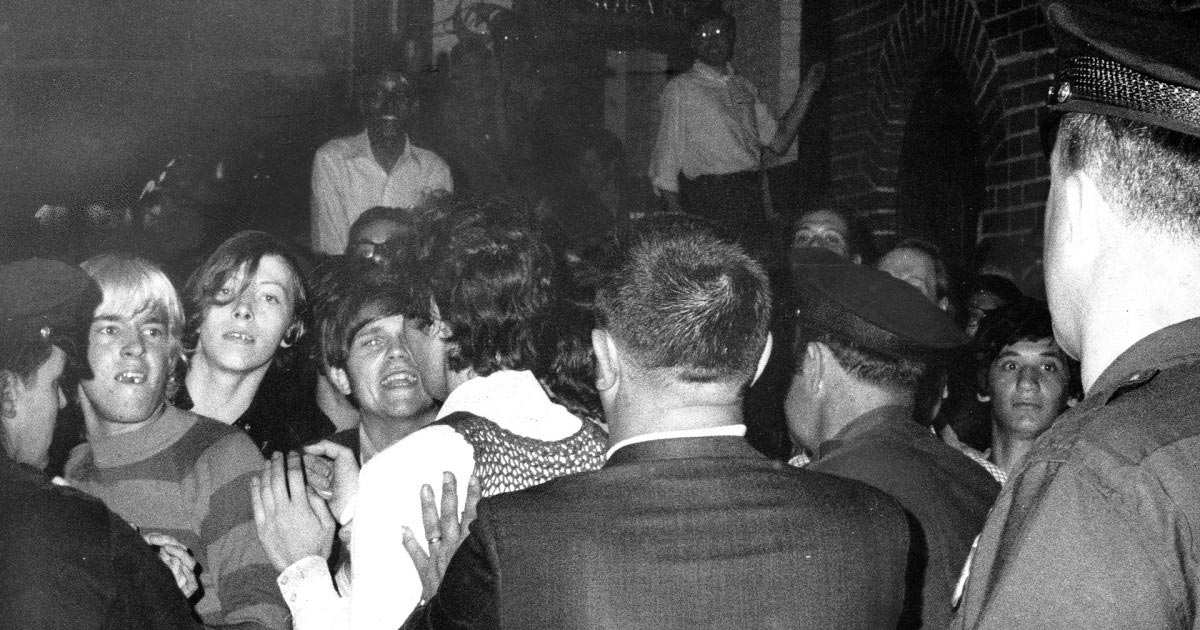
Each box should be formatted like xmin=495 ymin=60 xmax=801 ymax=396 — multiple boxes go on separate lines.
xmin=402 ymin=472 xmax=482 ymax=601
xmin=250 ymin=451 xmax=336 ymax=572
xmin=143 ymin=532 xmax=198 ymax=598
xmin=301 ymin=439 xmax=360 ymax=521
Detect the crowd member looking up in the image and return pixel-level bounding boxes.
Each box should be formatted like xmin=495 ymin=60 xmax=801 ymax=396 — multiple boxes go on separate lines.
xmin=65 ymin=254 xmax=288 ymax=630
xmin=952 ymin=2 xmax=1200 ymax=627
xmin=178 ymin=230 xmax=334 ymax=455
xmin=311 ymin=68 xmax=453 ymax=255
xmin=0 ymin=258 xmax=199 ymax=630
xmin=877 ymin=238 xmax=951 ymax=311
xmin=791 ymin=203 xmax=872 ymax=264
xmin=648 ymin=7 xmax=826 ymax=233
xmin=349 ymin=196 xmax=607 ymax=630
xmin=958 ymin=298 xmax=1079 ymax=483
xmin=786 ymin=248 xmax=999 ymax=630
xmin=404 ymin=216 xmax=913 ymax=630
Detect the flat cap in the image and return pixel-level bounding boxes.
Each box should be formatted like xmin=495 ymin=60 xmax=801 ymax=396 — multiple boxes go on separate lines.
xmin=1042 ymin=0 xmax=1200 ymax=138
xmin=0 ymin=259 xmax=100 ymax=355
xmin=790 ymin=247 xmax=968 ymax=358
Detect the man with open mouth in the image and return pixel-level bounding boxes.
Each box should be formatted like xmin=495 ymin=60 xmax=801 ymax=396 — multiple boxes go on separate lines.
xmin=64 ymin=254 xmax=288 ymax=630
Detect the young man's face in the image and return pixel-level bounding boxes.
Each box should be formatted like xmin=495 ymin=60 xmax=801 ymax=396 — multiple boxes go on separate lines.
xmin=2 ymin=346 xmax=68 ymax=469
xmin=334 ymin=314 xmax=434 ymax=425
xmin=987 ymin=338 xmax=1072 ymax=440
xmin=80 ymin=309 xmax=173 ymax=429
xmin=197 ymin=255 xmax=297 ymax=375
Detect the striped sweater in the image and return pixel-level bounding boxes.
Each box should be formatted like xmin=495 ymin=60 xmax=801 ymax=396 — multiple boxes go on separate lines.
xmin=66 ymin=405 xmax=288 ymax=630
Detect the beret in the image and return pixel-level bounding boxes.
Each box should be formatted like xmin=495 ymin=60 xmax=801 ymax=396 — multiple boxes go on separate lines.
xmin=0 ymin=259 xmax=100 ymax=353
xmin=1042 ymin=0 xmax=1200 ymax=139
xmin=789 ymin=247 xmax=968 ymax=359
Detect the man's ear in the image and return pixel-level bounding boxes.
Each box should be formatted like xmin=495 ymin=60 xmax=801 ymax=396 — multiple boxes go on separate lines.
xmin=804 ymin=341 xmax=827 ymax=393
xmin=0 ymin=372 xmax=19 ymax=420
xmin=328 ymin=367 xmax=354 ymax=397
xmin=592 ymin=329 xmax=619 ymax=392
xmin=1058 ymin=166 xmax=1103 ymax=257
xmin=750 ymin=333 xmax=773 ymax=388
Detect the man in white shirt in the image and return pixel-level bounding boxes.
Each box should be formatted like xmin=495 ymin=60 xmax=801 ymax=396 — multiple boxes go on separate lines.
xmin=310 ymin=69 xmax=453 ymax=255
xmin=648 ymin=9 xmax=824 ymax=235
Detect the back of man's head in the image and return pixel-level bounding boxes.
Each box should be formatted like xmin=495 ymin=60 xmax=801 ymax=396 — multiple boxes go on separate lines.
xmin=1057 ymin=112 xmax=1200 ymax=240
xmin=594 ymin=216 xmax=771 ymax=386
xmin=402 ymin=195 xmax=553 ymax=377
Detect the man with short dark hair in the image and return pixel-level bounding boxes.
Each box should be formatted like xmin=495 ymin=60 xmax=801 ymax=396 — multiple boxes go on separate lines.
xmin=0 ymin=258 xmax=199 ymax=630
xmin=786 ymin=248 xmax=999 ymax=630
xmin=404 ymin=218 xmax=914 ymax=630
xmin=321 ymin=267 xmax=439 ymax=464
xmin=951 ymin=2 xmax=1200 ymax=628
xmin=963 ymin=298 xmax=1078 ymax=482
xmin=311 ymin=69 xmax=453 ymax=255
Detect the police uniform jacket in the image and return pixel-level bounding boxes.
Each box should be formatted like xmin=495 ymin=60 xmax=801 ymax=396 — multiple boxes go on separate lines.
xmin=953 ymin=316 xmax=1200 ymax=629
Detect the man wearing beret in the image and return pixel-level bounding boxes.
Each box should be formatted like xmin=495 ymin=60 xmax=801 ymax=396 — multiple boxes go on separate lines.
xmin=0 ymin=258 xmax=199 ymax=629
xmin=951 ymin=2 xmax=1200 ymax=628
xmin=785 ymin=248 xmax=999 ymax=630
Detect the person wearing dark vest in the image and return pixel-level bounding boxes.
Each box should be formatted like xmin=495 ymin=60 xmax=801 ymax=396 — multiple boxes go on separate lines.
xmin=785 ymin=247 xmax=1000 ymax=630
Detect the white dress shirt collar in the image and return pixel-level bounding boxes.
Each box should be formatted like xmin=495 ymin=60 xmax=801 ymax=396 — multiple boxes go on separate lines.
xmin=606 ymin=424 xmax=746 ymax=460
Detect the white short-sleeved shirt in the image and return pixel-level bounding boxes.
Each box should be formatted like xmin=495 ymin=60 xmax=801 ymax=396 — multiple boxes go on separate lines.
xmin=648 ymin=61 xmax=778 ymax=193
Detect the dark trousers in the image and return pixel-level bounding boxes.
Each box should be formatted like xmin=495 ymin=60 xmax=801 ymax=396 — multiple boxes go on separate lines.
xmin=679 ymin=169 xmax=778 ymax=255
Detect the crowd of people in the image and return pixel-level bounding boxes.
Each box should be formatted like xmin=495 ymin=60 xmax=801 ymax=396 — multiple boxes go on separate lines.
xmin=5 ymin=0 xmax=1200 ymax=629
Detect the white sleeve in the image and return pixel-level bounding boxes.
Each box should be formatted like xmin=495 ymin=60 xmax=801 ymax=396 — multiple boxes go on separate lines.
xmin=311 ymin=148 xmax=351 ymax=255
xmin=648 ymin=80 xmax=687 ymax=194
xmin=277 ymin=556 xmax=349 ymax=630
xmin=349 ymin=425 xmax=476 ymax=630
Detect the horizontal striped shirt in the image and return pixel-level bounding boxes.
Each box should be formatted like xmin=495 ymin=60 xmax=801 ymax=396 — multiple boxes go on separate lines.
xmin=66 ymin=405 xmax=287 ymax=630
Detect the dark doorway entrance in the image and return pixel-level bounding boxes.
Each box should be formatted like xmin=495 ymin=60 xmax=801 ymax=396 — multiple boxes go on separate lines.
xmin=895 ymin=51 xmax=986 ymax=267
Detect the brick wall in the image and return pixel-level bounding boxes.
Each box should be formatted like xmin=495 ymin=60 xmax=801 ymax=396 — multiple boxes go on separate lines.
xmin=826 ymin=0 xmax=1056 ymax=280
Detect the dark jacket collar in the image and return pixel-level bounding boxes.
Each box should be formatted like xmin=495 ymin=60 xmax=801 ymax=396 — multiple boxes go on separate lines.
xmin=815 ymin=404 xmax=916 ymax=461
xmin=1088 ymin=316 xmax=1200 ymax=403
xmin=604 ymin=435 xmax=763 ymax=468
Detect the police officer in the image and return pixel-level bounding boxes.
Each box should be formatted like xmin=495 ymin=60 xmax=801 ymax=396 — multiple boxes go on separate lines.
xmin=952 ymin=1 xmax=1200 ymax=628
xmin=784 ymin=247 xmax=1000 ymax=630
xmin=0 ymin=259 xmax=197 ymax=630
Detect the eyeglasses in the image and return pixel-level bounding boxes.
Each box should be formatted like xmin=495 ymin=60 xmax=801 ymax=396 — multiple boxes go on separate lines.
xmin=350 ymin=240 xmax=387 ymax=262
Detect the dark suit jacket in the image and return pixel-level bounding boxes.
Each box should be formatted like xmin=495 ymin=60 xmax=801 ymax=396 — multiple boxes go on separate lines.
xmin=406 ymin=434 xmax=913 ymax=630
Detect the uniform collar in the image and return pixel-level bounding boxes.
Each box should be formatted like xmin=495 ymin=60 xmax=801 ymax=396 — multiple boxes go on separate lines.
xmin=1087 ymin=316 xmax=1200 ymax=404
xmin=815 ymin=404 xmax=915 ymax=460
